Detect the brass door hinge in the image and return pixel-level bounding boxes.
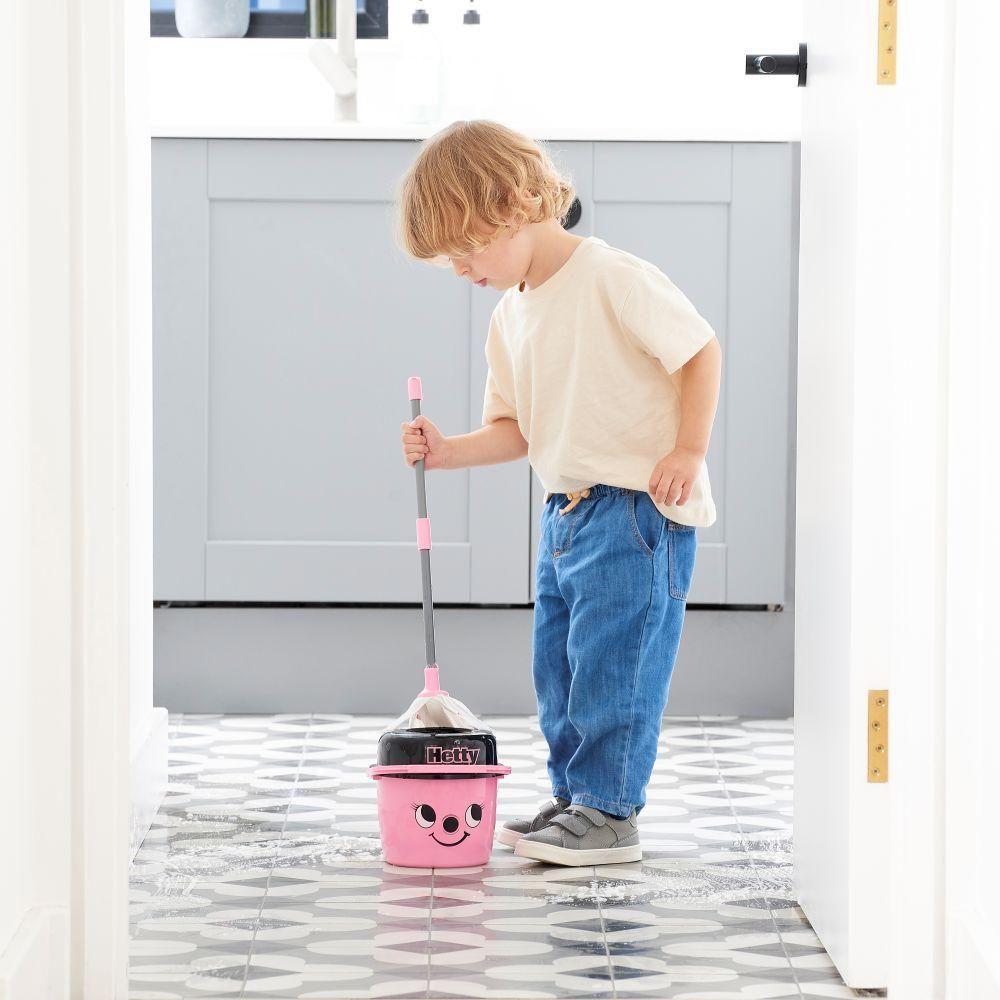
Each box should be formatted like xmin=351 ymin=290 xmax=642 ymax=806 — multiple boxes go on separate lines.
xmin=868 ymin=690 xmax=889 ymax=782
xmin=877 ymin=0 xmax=897 ymax=85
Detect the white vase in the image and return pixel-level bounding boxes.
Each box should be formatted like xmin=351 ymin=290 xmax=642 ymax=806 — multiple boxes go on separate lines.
xmin=175 ymin=0 xmax=250 ymax=38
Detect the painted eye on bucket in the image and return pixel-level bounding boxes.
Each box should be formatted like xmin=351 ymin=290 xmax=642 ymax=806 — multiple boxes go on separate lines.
xmin=465 ymin=803 xmax=483 ymax=828
xmin=415 ymin=804 xmax=436 ymax=828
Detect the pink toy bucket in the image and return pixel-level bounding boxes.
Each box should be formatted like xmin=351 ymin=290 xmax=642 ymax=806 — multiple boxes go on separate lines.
xmin=369 ymin=727 xmax=510 ymax=868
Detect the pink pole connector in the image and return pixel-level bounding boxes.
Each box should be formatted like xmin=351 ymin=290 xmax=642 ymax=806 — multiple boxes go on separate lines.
xmin=416 ymin=517 xmax=432 ymax=550
xmin=408 ymin=376 xmax=422 ymax=400
xmin=420 ymin=665 xmax=449 ymax=698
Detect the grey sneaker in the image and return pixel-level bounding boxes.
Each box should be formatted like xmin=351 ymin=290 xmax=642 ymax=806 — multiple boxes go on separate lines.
xmin=513 ymin=804 xmax=641 ymax=866
xmin=496 ymin=796 xmax=571 ymax=848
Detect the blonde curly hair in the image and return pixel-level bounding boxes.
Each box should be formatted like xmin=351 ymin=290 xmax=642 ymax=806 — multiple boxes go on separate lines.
xmin=396 ymin=120 xmax=577 ymax=262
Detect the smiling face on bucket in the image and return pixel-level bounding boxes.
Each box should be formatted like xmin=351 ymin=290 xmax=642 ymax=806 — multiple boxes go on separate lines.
xmin=374 ymin=771 xmax=504 ymax=867
xmin=413 ymin=799 xmax=484 ymax=846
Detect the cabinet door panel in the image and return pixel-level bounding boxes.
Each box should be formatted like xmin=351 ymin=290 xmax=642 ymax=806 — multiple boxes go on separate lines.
xmin=153 ymin=138 xmax=529 ymax=603
xmin=154 ymin=139 xmax=795 ymax=608
xmin=592 ymin=142 xmax=794 ymax=604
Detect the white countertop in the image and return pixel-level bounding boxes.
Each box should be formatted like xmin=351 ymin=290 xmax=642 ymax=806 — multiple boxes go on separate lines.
xmin=148 ymin=37 xmax=803 ymax=142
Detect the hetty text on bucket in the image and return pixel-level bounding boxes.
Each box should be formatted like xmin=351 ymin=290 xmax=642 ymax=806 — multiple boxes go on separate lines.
xmin=425 ymin=745 xmax=481 ymax=765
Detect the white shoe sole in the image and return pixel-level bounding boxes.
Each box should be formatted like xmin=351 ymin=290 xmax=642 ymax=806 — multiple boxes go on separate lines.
xmin=495 ymin=826 xmax=525 ymax=848
xmin=513 ymin=839 xmax=642 ymax=866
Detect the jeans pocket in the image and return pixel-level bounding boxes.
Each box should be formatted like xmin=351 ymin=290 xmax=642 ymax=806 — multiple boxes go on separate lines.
xmin=667 ymin=521 xmax=698 ymax=600
xmin=628 ymin=491 xmax=665 ymax=558
xmin=551 ymin=499 xmax=583 ymax=556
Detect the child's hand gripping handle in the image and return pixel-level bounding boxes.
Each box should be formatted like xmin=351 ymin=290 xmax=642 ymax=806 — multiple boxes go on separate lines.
xmin=408 ymin=376 xmax=439 ymax=680
xmin=408 ymin=377 xmax=429 ymax=522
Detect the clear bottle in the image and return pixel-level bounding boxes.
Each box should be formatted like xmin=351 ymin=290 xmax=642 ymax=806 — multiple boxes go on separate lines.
xmin=395 ymin=5 xmax=444 ymax=124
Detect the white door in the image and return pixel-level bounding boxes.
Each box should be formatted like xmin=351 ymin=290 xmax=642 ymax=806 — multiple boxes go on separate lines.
xmin=942 ymin=2 xmax=1000 ymax=996
xmin=795 ymin=1 xmax=998 ymax=996
xmin=793 ymin=6 xmax=896 ymax=984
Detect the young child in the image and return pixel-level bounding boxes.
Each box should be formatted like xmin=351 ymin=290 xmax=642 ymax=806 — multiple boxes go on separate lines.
xmin=396 ymin=120 xmax=721 ymax=867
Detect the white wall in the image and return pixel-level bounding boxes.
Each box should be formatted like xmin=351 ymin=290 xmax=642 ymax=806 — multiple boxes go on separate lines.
xmin=149 ymin=0 xmax=803 ymax=137
xmin=127 ymin=0 xmax=169 ymax=868
xmin=0 ymin=0 xmax=74 ymax=993
xmin=1 ymin=0 xmax=151 ymax=995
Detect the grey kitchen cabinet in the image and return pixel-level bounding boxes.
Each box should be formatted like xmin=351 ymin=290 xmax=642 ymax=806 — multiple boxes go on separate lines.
xmin=153 ymin=138 xmax=797 ymax=607
xmin=152 ymin=139 xmax=530 ymax=604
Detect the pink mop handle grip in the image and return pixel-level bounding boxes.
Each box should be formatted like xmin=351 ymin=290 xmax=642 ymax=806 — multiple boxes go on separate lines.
xmin=408 ymin=376 xmax=422 ymax=400
xmin=420 ymin=665 xmax=447 ymax=697
xmin=416 ymin=517 xmax=431 ymax=549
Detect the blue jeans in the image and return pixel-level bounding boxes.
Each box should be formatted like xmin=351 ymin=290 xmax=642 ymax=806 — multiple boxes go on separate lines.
xmin=532 ymin=484 xmax=698 ymax=819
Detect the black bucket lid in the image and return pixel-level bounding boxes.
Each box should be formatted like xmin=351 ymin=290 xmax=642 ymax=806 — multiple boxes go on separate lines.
xmin=376 ymin=727 xmax=498 ymax=768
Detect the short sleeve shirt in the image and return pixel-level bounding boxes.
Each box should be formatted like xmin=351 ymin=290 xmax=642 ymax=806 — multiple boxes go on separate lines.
xmin=482 ymin=235 xmax=717 ymax=528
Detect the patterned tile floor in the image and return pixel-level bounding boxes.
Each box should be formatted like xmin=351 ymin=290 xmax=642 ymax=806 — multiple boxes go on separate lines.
xmin=129 ymin=714 xmax=884 ymax=999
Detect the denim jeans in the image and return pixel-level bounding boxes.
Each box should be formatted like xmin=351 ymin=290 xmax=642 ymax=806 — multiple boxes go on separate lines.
xmin=532 ymin=484 xmax=698 ymax=819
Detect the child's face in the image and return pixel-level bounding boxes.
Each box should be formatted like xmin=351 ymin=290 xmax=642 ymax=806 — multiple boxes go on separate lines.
xmin=448 ymin=225 xmax=532 ymax=292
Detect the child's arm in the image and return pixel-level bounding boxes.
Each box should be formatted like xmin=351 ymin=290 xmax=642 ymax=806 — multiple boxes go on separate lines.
xmin=401 ymin=415 xmax=528 ymax=470
xmin=618 ymin=269 xmax=722 ymax=509
xmin=401 ymin=319 xmax=526 ymax=472
xmin=675 ymin=335 xmax=722 ymax=458
xmin=445 ymin=418 xmax=529 ymax=468
xmin=649 ymin=336 xmax=722 ymax=507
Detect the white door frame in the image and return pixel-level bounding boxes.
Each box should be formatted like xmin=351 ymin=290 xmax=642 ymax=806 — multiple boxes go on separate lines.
xmin=62 ymin=0 xmax=145 ymax=994
xmin=3 ymin=0 xmax=136 ymax=993
xmin=795 ymin=0 xmax=1000 ymax=996
xmin=56 ymin=3 xmax=991 ymax=1000
xmin=942 ymin=0 xmax=1000 ymax=995
xmin=73 ymin=0 xmax=134 ymax=992
xmin=795 ymin=0 xmax=958 ymax=994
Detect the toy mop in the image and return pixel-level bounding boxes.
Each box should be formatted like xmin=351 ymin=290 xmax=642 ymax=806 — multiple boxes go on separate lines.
xmin=383 ymin=376 xmax=492 ymax=734
xmin=367 ymin=376 xmax=510 ymax=868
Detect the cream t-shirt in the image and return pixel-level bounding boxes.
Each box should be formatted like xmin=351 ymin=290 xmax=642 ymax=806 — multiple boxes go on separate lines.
xmin=481 ymin=235 xmax=717 ymax=528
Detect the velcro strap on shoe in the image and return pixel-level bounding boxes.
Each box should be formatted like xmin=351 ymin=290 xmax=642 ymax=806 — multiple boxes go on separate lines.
xmin=550 ymin=812 xmax=592 ymax=837
xmin=571 ymin=805 xmax=608 ymax=826
xmin=551 ymin=805 xmax=608 ymax=836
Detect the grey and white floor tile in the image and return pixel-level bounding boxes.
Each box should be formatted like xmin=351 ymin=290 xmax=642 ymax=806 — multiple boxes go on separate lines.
xmin=129 ymin=714 xmax=883 ymax=999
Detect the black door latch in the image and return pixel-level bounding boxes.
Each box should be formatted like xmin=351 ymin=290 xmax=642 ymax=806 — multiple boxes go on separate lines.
xmin=745 ymin=42 xmax=807 ymax=87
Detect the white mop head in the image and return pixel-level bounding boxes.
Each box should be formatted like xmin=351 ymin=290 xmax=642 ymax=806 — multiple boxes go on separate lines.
xmin=383 ymin=666 xmax=492 ymax=733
